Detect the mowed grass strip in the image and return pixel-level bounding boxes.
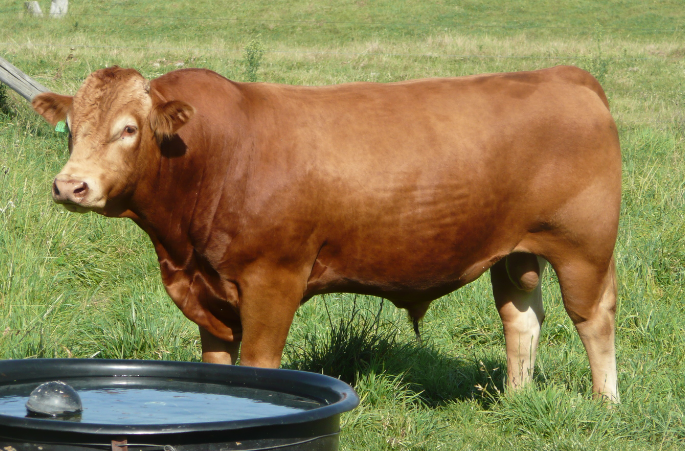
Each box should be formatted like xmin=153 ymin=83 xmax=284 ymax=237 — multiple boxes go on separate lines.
xmin=1 ymin=1 xmax=684 ymax=449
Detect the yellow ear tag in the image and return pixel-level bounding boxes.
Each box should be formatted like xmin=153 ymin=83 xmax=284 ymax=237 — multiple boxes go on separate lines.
xmin=55 ymin=121 xmax=67 ymax=133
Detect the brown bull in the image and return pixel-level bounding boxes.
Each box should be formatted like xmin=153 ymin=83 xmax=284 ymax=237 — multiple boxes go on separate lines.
xmin=32 ymin=65 xmax=621 ymax=401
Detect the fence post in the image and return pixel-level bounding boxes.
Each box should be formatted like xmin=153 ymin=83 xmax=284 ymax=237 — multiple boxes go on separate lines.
xmin=50 ymin=0 xmax=68 ymax=18
xmin=0 ymin=56 xmax=49 ymax=101
xmin=24 ymin=1 xmax=43 ymax=17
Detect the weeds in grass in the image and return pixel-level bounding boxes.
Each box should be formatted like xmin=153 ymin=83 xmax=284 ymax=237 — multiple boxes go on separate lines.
xmin=0 ymin=84 xmax=13 ymax=116
xmin=585 ymin=53 xmax=609 ymax=85
xmin=582 ymin=30 xmax=610 ymax=84
xmin=243 ymin=37 xmax=265 ymax=82
xmin=286 ymin=297 xmax=416 ymax=385
xmin=78 ymin=295 xmax=200 ymax=361
xmin=489 ymin=386 xmax=619 ymax=439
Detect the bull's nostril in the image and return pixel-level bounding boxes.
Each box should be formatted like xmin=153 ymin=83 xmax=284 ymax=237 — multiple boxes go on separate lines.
xmin=73 ymin=182 xmax=87 ymax=195
xmin=72 ymin=181 xmax=89 ymax=199
xmin=53 ymin=178 xmax=90 ymax=204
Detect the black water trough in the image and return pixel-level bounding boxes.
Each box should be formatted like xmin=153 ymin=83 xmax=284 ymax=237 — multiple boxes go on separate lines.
xmin=0 ymin=359 xmax=359 ymax=451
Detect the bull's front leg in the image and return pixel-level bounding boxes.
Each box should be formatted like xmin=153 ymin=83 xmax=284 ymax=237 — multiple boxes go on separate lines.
xmin=199 ymin=326 xmax=241 ymax=364
xmin=157 ymin=255 xmax=244 ymax=365
xmin=236 ymin=265 xmax=306 ymax=368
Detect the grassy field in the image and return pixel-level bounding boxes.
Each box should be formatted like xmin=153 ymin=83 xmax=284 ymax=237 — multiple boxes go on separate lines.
xmin=1 ymin=1 xmax=684 ymax=449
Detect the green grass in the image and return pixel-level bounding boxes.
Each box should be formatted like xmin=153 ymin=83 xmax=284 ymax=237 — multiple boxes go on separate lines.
xmin=1 ymin=1 xmax=685 ymax=449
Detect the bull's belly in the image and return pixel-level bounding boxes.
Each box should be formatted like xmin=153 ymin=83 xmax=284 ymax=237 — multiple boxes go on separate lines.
xmin=304 ymin=272 xmax=476 ymax=306
xmin=303 ymin=231 xmax=512 ymax=304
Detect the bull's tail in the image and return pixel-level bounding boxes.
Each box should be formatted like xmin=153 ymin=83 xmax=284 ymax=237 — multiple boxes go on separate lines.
xmin=412 ymin=317 xmax=422 ymax=346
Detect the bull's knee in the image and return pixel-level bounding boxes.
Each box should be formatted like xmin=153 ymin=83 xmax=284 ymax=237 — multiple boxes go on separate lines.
xmin=505 ymin=253 xmax=542 ymax=292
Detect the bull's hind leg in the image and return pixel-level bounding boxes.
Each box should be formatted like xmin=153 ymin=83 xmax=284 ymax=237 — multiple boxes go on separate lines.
xmin=555 ymin=257 xmax=619 ymax=402
xmin=491 ymin=253 xmax=547 ymax=390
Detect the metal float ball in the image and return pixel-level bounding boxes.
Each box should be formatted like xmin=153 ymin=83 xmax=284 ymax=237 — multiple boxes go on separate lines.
xmin=26 ymin=381 xmax=82 ymax=417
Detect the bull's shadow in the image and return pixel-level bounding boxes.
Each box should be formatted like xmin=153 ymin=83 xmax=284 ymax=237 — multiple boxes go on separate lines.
xmin=283 ymin=299 xmax=509 ymax=408
xmin=160 ymin=135 xmax=188 ymax=158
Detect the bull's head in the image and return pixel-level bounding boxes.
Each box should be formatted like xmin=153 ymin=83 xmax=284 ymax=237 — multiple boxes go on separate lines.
xmin=32 ymin=67 xmax=194 ymax=216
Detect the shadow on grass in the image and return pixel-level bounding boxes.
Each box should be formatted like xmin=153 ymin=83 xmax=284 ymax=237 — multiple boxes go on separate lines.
xmin=283 ymin=298 xmax=507 ymax=409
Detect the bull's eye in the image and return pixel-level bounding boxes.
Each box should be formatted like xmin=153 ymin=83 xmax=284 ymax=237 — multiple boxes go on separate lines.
xmin=121 ymin=125 xmax=138 ymax=139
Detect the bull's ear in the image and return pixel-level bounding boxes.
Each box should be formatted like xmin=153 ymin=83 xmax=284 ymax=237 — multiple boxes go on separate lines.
xmin=149 ymin=100 xmax=195 ymax=141
xmin=32 ymin=92 xmax=73 ymax=127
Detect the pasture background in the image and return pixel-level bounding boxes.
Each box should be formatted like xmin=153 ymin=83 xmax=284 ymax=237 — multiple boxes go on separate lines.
xmin=1 ymin=1 xmax=684 ymax=449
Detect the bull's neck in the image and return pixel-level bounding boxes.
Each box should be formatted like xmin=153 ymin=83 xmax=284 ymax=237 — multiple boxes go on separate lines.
xmin=129 ymin=78 xmax=251 ymax=265
xmin=132 ymin=117 xmax=253 ymax=270
xmin=130 ymin=135 xmax=218 ymax=264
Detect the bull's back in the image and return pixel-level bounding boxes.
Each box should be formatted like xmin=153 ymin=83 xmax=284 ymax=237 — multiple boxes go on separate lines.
xmin=251 ymin=65 xmax=617 ymax=197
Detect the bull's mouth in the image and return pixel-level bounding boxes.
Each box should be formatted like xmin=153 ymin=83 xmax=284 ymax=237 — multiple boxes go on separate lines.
xmin=56 ymin=197 xmax=106 ymax=214
xmin=61 ymin=203 xmax=93 ymax=214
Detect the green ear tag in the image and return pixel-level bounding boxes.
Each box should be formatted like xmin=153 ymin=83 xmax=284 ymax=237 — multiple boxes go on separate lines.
xmin=55 ymin=121 xmax=67 ymax=133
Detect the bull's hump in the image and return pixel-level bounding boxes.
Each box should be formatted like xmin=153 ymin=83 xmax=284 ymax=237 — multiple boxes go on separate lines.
xmin=150 ymin=69 xmax=237 ymax=100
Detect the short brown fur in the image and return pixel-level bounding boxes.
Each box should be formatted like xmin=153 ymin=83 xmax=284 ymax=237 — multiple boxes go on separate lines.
xmin=32 ymin=65 xmax=622 ymax=401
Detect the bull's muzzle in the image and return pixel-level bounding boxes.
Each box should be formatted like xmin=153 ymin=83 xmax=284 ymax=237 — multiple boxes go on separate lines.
xmin=52 ymin=177 xmax=89 ymax=206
